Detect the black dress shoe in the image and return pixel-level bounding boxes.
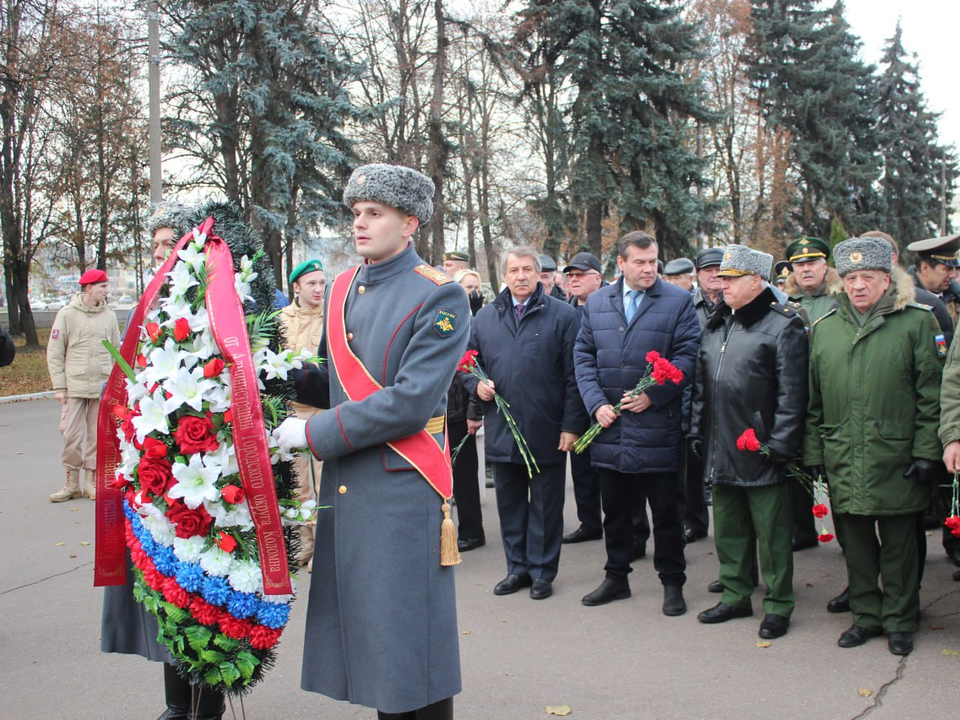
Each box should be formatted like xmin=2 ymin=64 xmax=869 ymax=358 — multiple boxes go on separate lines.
xmin=707 ymin=579 xmax=724 ymax=593
xmin=457 ymin=536 xmax=485 ymax=552
xmin=494 ymin=574 xmax=532 ymax=596
xmin=888 ymin=631 xmax=914 ymax=656
xmin=530 ymin=578 xmax=553 ymax=600
xmin=837 ymin=624 xmax=883 ymax=648
xmin=953 ymin=568 xmax=960 ymax=582
xmin=662 ymin=585 xmax=686 ymax=616
xmin=683 ymin=527 xmax=707 ymax=544
xmin=758 ymin=614 xmax=790 ymax=639
xmin=582 ymin=578 xmax=631 ymax=607
xmin=826 ymin=587 xmax=850 ymax=613
xmin=562 ymin=526 xmax=602 ymax=544
xmin=697 ymin=602 xmax=753 ymax=624
xmin=792 ymin=537 xmax=819 ymax=552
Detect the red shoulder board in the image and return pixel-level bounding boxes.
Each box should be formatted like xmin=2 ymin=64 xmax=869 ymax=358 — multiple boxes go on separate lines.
xmin=413 ymin=264 xmax=452 ymax=286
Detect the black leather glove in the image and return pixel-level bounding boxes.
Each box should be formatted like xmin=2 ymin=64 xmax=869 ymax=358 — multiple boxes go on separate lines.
xmin=903 ymin=458 xmax=941 ymax=484
xmin=469 ymin=289 xmax=484 ymax=316
xmin=808 ymin=465 xmax=828 ymax=484
xmin=688 ymin=436 xmax=703 ymax=461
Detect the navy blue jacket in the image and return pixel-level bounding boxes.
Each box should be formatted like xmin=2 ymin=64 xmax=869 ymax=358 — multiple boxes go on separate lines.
xmin=463 ymin=284 xmax=587 ymax=467
xmin=574 ymin=277 xmax=701 ymax=472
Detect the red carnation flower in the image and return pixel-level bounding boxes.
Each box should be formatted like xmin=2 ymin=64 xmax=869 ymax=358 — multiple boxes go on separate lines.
xmin=203 ymin=358 xmax=226 ymax=379
xmin=645 ymin=350 xmax=661 ymax=364
xmin=190 ymin=596 xmax=224 ymax=626
xmin=736 ymin=428 xmax=761 ymax=452
xmin=142 ymin=437 xmax=169 ymax=459
xmin=162 ymin=577 xmax=190 ymax=608
xmin=812 ymin=504 xmax=829 ymax=519
xmin=146 ymin=322 xmax=162 ymax=343
xmin=173 ymin=317 xmax=191 ymax=342
xmin=142 ymin=562 xmax=165 ymax=591
xmin=946 ymin=516 xmax=960 ymax=537
xmin=221 ymin=484 xmax=244 ymax=505
xmin=166 ymin=501 xmax=213 ymax=539
xmin=650 ymin=357 xmax=683 ymax=386
xmin=138 ymin=456 xmax=174 ymax=496
xmin=248 ymin=625 xmax=283 ymax=650
xmin=219 ymin=615 xmax=253 ymax=640
xmin=457 ymin=349 xmax=479 ymax=372
xmin=216 ymin=531 xmax=237 ymax=553
xmin=818 ymin=531 xmax=834 ymax=543
xmin=174 ymin=415 xmax=219 ymax=454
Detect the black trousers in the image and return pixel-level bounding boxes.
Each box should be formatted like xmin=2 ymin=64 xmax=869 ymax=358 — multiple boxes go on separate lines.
xmin=569 ymin=446 xmax=602 ymax=533
xmin=449 ymin=419 xmax=483 ymax=541
xmin=790 ymin=478 xmax=818 ymax=545
xmin=678 ymin=441 xmax=709 ymax=536
xmin=599 ymin=469 xmax=686 ymax=586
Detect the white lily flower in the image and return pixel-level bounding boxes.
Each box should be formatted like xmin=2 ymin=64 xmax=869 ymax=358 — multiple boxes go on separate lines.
xmin=206 ymin=497 xmax=254 ymax=529
xmin=257 ymin=348 xmax=294 ymax=381
xmin=207 ymin=440 xmax=239 ymax=477
xmin=139 ymin=504 xmax=176 ymax=547
xmin=166 ymin=261 xmax=198 ymax=299
xmin=177 ymin=242 xmax=206 ymax=270
xmin=143 ymin=339 xmax=186 ymax=384
xmin=190 ymin=227 xmax=207 ymax=248
xmin=164 ymin=365 xmax=217 ymax=413
xmin=169 ymin=454 xmax=222 ymax=509
xmin=132 ymin=394 xmax=170 ymax=443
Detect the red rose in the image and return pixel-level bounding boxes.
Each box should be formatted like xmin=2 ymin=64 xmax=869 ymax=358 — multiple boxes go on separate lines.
xmin=223 ymin=409 xmax=232 ymax=424
xmin=203 ymin=358 xmax=226 ymax=379
xmin=138 ymin=456 xmax=174 ymax=496
xmin=219 ymin=615 xmax=252 ymax=640
xmin=457 ymin=350 xmax=479 ymax=372
xmin=248 ymin=625 xmax=283 ymax=650
xmin=812 ymin=504 xmax=829 ymax=519
xmin=166 ymin=501 xmax=213 ymax=539
xmin=221 ymin=484 xmax=244 ymax=505
xmin=216 ymin=531 xmax=237 ymax=553
xmin=173 ymin=317 xmax=191 ymax=342
xmin=142 ymin=437 xmax=169 ymax=459
xmin=818 ymin=531 xmax=834 ymax=543
xmin=112 ymin=405 xmax=129 ymax=420
xmin=146 ymin=322 xmax=162 ymax=343
xmin=121 ymin=413 xmax=138 ymax=443
xmin=174 ymin=415 xmax=219 ymax=454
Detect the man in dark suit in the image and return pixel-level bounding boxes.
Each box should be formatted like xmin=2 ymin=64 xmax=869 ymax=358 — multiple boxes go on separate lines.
xmin=574 ymin=231 xmax=701 ymax=616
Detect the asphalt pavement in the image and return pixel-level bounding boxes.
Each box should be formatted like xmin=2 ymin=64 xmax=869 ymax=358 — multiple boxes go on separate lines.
xmin=1 ymin=398 xmax=957 ymax=719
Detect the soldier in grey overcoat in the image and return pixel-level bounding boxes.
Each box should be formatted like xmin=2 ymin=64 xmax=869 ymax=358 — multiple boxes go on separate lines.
xmin=274 ymin=164 xmax=469 ymax=719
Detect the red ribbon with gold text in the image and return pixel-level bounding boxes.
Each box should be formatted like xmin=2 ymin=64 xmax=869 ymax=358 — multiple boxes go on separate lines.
xmin=327 ymin=266 xmax=452 ymax=498
xmin=96 ymin=217 xmax=291 ymax=594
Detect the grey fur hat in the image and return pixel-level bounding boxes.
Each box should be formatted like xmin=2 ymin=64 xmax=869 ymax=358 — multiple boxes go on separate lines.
xmin=717 ymin=244 xmax=773 ymax=279
xmin=834 ymin=237 xmax=892 ymax=276
xmin=343 ymin=164 xmax=435 ymax=225
xmin=146 ymin=201 xmax=193 ymax=237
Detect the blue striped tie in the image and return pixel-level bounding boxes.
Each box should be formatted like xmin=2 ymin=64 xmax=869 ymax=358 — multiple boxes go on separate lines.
xmin=625 ymin=291 xmax=638 ymax=323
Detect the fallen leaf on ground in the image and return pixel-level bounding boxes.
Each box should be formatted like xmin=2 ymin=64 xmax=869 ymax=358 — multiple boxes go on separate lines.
xmin=858 ymin=689 xmax=873 ymax=697
xmin=929 ymin=625 xmax=944 ymax=631
xmin=805 ymin=582 xmax=813 ymax=588
xmin=69 ymin=554 xmax=77 ymax=558
xmin=461 ymin=630 xmax=471 ymax=635
xmin=79 ymin=541 xmax=91 ymax=546
xmin=505 ymin=672 xmax=516 ymax=676
xmin=545 ymin=706 xmax=572 ymax=716
xmin=55 ymin=542 xmax=65 ymax=546
xmin=942 ymin=649 xmax=958 ymax=656
xmin=756 ymin=641 xmax=771 ymax=648
xmin=69 ymin=508 xmax=79 ymax=512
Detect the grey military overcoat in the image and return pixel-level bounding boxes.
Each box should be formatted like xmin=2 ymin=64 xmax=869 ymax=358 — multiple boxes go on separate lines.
xmin=297 ymin=243 xmax=469 ymax=713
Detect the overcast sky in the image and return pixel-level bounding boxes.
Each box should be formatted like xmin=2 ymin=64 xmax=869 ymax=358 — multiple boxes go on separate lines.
xmin=844 ymin=0 xmax=958 ymax=150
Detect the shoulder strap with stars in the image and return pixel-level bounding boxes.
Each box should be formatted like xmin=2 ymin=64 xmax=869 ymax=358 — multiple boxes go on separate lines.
xmin=414 ymin=264 xmax=453 ymax=286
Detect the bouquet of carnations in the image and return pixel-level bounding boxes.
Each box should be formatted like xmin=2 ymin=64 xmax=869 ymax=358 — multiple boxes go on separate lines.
xmin=573 ymin=351 xmax=683 ymax=454
xmin=97 ymin=203 xmax=315 ymax=694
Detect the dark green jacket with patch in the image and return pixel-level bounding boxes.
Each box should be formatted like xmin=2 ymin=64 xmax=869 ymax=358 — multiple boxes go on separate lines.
xmin=803 ymin=272 xmax=944 ymax=516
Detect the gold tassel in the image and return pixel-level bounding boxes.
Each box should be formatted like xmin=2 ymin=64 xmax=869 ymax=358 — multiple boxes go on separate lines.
xmin=440 ymin=501 xmax=461 ymax=566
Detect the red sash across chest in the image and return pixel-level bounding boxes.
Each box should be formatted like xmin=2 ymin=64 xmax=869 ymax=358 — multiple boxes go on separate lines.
xmin=327 ymin=267 xmax=452 ymax=499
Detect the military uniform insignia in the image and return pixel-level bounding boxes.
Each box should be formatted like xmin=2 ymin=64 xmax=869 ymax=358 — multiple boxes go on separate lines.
xmin=849 ymin=251 xmax=863 ymax=263
xmin=936 ymin=333 xmax=948 ymax=358
xmin=433 ymin=309 xmax=456 ymax=337
xmin=51 ymin=329 xmax=60 ymax=340
xmin=357 ymin=174 xmax=366 ymax=185
xmin=414 ymin=264 xmax=453 ymax=285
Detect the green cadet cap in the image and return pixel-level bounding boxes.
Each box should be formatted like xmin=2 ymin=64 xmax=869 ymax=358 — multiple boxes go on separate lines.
xmin=785 ymin=236 xmax=830 ymax=264
xmin=290 ymin=259 xmax=324 ymax=286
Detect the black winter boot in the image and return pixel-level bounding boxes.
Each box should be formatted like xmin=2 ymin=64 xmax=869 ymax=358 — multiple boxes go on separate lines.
xmin=192 ymin=684 xmax=226 ymax=720
xmin=158 ymin=663 xmax=192 ymax=720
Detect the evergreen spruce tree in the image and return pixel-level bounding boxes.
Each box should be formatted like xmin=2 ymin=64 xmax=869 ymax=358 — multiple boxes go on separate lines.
xmin=164 ymin=0 xmax=361 ymax=286
xmin=747 ymin=0 xmax=883 ymax=240
xmin=517 ymin=0 xmax=715 ymax=258
xmin=875 ymin=23 xmax=956 ymax=244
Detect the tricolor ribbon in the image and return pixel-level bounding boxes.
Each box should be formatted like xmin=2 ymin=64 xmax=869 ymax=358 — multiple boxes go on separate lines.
xmin=95 ymin=217 xmax=292 ymax=594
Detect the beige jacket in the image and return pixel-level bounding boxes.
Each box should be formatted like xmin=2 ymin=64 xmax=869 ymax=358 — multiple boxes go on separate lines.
xmin=279 ymin=300 xmax=324 ymax=412
xmin=47 ymin=294 xmax=120 ymax=398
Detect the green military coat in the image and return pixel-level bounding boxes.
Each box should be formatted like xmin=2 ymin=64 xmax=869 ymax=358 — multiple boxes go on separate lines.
xmin=941 ymin=337 xmax=960 ymax=447
xmin=804 ymin=274 xmax=944 ymax=516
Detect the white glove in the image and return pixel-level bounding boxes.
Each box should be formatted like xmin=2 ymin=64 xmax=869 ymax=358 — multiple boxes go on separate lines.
xmin=272 ymin=417 xmax=308 ymax=453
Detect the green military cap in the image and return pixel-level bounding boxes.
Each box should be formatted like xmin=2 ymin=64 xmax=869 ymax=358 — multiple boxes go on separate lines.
xmin=774 ymin=260 xmax=792 ymax=280
xmin=289 ymin=259 xmax=324 ymax=286
xmin=785 ymin=236 xmax=830 ymax=264
xmin=443 ymin=250 xmax=470 ymax=263
xmin=906 ymin=233 xmax=960 ymax=268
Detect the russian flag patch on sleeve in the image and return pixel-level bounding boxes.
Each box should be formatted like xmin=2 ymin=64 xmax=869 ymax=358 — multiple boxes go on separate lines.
xmin=935 ymin=333 xmax=947 ymax=358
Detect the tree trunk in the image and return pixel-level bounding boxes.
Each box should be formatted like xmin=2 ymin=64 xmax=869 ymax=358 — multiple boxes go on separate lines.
xmin=425 ymin=0 xmax=447 ymax=265
xmin=586 ymin=201 xmax=603 ymax=259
